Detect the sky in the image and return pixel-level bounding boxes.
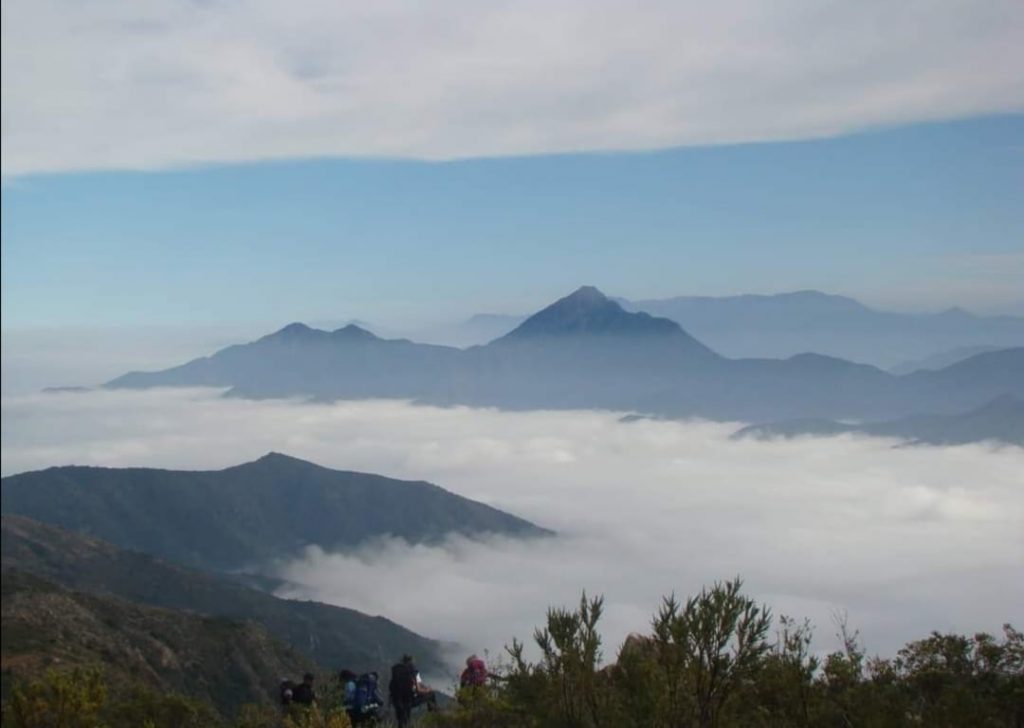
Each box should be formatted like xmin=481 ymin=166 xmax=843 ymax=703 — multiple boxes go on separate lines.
xmin=2 ymin=0 xmax=1024 ymax=329
xmin=2 ymin=116 xmax=1023 ymax=329
xmin=3 ymin=389 xmax=1021 ymax=674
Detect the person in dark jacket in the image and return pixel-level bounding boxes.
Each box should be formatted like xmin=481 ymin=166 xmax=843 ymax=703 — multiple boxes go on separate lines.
xmin=389 ymin=656 xmax=416 ymax=727
xmin=292 ymin=672 xmax=316 ymax=706
xmin=389 ymin=655 xmax=436 ymax=726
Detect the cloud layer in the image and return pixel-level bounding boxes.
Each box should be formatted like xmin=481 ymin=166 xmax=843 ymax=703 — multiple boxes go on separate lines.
xmin=3 ymin=388 xmax=1021 ymax=677
xmin=3 ymin=0 xmax=1023 ymax=175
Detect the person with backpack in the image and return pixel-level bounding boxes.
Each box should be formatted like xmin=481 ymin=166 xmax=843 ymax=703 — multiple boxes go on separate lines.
xmin=460 ymin=654 xmax=488 ymax=689
xmin=389 ymin=654 xmax=436 ymax=727
xmin=279 ymin=678 xmax=295 ymax=709
xmin=389 ymin=656 xmax=416 ymax=727
xmin=347 ymin=671 xmax=384 ymax=725
xmin=291 ymin=672 xmax=316 ymax=706
xmin=339 ymin=669 xmax=358 ymax=712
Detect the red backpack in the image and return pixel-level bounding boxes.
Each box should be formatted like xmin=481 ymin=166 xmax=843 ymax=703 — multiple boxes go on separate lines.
xmin=460 ymin=658 xmax=488 ymax=688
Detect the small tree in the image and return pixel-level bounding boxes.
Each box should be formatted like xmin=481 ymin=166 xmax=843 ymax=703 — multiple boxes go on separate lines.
xmin=746 ymin=615 xmax=819 ymax=727
xmin=533 ymin=592 xmax=607 ymax=728
xmin=651 ymin=577 xmax=771 ymax=728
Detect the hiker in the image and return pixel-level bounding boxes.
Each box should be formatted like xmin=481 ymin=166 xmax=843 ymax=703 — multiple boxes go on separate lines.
xmin=345 ymin=670 xmax=384 ymax=725
xmin=460 ymin=654 xmax=488 ymax=689
xmin=340 ymin=669 xmax=358 ymax=711
xmin=279 ymin=678 xmax=295 ymax=708
xmin=291 ymin=672 xmax=316 ymax=706
xmin=389 ymin=654 xmax=436 ymax=727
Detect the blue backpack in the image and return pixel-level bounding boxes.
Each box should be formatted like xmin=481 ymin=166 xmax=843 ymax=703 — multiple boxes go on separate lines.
xmin=353 ymin=672 xmax=381 ymax=714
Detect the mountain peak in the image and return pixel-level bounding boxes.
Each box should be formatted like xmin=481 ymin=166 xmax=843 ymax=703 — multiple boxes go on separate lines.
xmin=494 ymin=286 xmax=689 ymax=342
xmin=278 ymin=322 xmax=314 ymax=335
xmin=564 ymin=285 xmax=609 ymax=305
xmin=331 ymin=323 xmax=379 ymax=340
xmin=260 ymin=322 xmax=326 ymax=343
xmin=249 ymin=451 xmax=316 ymax=469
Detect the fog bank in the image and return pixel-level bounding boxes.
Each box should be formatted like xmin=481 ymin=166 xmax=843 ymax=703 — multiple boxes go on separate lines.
xmin=2 ymin=388 xmax=1021 ymax=671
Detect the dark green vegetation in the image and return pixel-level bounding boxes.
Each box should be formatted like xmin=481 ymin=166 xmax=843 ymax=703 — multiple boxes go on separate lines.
xmin=0 ymin=452 xmax=550 ymax=573
xmin=1 ymin=515 xmax=446 ymax=677
xmin=5 ymin=578 xmax=1020 ymax=727
xmin=733 ymin=394 xmax=1024 ymax=446
xmin=105 ymin=287 xmax=1024 ymax=426
xmin=1 ymin=570 xmax=316 ymax=719
xmin=434 ymin=579 xmax=1024 ymax=728
xmin=2 ymin=665 xmax=352 ymax=728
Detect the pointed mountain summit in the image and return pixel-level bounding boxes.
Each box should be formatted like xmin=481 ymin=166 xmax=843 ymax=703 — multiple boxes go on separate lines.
xmin=495 ymin=286 xmax=691 ymax=341
xmin=331 ymin=323 xmax=379 ymax=341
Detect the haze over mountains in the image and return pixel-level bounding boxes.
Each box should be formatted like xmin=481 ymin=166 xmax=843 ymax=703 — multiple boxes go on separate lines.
xmin=733 ymin=394 xmax=1024 ymax=447
xmin=415 ymin=290 xmax=1024 ymax=368
xmin=620 ymin=291 xmax=1024 ymax=367
xmin=105 ymin=287 xmax=1024 ymax=433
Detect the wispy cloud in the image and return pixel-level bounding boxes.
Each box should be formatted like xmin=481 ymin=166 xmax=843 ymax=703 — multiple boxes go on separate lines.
xmin=3 ymin=0 xmax=1023 ymax=175
xmin=3 ymin=389 xmax=1021 ymax=669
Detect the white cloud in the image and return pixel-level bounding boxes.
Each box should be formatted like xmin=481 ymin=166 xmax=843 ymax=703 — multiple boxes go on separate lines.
xmin=2 ymin=388 xmax=1022 ymax=679
xmin=3 ymin=0 xmax=1023 ymax=175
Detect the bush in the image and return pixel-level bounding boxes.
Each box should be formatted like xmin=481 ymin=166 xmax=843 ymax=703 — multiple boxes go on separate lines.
xmin=433 ymin=578 xmax=1023 ymax=728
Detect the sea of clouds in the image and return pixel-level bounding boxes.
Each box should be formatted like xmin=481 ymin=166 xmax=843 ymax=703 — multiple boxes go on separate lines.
xmin=2 ymin=387 xmax=1022 ymax=676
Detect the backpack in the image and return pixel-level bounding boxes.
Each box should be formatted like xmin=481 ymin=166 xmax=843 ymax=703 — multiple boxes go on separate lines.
xmin=353 ymin=672 xmax=380 ymax=713
xmin=389 ymin=662 xmax=416 ymax=703
xmin=461 ymin=658 xmax=488 ymax=688
xmin=279 ymin=679 xmax=295 ymax=706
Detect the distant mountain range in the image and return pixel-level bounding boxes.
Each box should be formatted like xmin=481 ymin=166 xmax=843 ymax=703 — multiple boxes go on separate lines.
xmin=2 ymin=569 xmax=315 ymax=717
xmin=1 ymin=515 xmax=447 ymax=678
xmin=888 ymin=345 xmax=1004 ymax=375
xmin=428 ymin=290 xmax=1023 ymax=368
xmin=105 ymin=287 xmax=1024 ymax=425
xmin=733 ymin=395 xmax=1024 ymax=447
xmin=619 ymin=290 xmax=1024 ymax=367
xmin=0 ymin=452 xmax=550 ymax=574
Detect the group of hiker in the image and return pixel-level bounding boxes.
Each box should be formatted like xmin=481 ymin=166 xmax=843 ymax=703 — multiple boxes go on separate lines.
xmin=279 ymin=653 xmax=490 ymax=726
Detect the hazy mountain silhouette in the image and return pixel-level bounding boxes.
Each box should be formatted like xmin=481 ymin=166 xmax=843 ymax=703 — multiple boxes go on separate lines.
xmin=888 ymin=344 xmax=1004 ymax=375
xmin=495 ymin=286 xmax=690 ymax=341
xmin=0 ymin=453 xmax=550 ymax=573
xmin=2 ymin=515 xmax=447 ymax=677
xmin=620 ymin=290 xmax=1024 ymax=367
xmin=733 ymin=395 xmax=1024 ymax=446
xmin=410 ymin=313 xmax=527 ymax=348
xmin=104 ymin=287 xmax=1024 ymax=423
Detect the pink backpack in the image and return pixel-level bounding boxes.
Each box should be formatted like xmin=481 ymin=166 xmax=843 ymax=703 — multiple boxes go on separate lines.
xmin=461 ymin=658 xmax=488 ymax=687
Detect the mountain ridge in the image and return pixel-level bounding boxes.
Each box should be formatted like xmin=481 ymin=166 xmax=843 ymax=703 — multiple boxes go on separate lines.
xmin=0 ymin=453 xmax=551 ymax=574
xmin=1 ymin=514 xmax=448 ymax=677
xmin=733 ymin=395 xmax=1024 ymax=446
xmin=620 ymin=290 xmax=1024 ymax=366
xmin=101 ymin=287 xmax=1024 ymax=424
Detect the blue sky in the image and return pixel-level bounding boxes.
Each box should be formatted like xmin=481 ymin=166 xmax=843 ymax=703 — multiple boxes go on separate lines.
xmin=2 ymin=115 xmax=1022 ymax=328
xmin=3 ymin=0 xmax=1023 ymax=329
